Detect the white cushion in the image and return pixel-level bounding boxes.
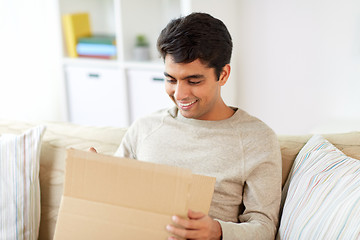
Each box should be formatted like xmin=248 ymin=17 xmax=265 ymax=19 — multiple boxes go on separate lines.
xmin=0 ymin=125 xmax=46 ymax=239
xmin=278 ymin=134 xmax=360 ymax=239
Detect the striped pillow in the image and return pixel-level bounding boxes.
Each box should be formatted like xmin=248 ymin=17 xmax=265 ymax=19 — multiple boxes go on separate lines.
xmin=278 ymin=135 xmax=360 ymax=239
xmin=0 ymin=125 xmax=46 ymax=240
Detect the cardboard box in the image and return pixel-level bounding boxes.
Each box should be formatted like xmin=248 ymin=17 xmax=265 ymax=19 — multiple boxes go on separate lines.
xmin=53 ymin=149 xmax=216 ymax=239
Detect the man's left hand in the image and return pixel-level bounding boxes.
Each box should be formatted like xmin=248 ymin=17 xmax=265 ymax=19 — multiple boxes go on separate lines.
xmin=166 ymin=209 xmax=222 ymax=240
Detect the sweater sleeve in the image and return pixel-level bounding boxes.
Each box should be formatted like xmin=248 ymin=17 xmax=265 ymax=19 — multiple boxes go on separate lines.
xmin=114 ymin=123 xmax=137 ymax=158
xmin=218 ymin=131 xmax=282 ymax=240
xmin=114 ymin=110 xmax=165 ymax=158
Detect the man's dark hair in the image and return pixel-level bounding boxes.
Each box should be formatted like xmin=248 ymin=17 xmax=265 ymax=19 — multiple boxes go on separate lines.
xmin=157 ymin=12 xmax=233 ymax=80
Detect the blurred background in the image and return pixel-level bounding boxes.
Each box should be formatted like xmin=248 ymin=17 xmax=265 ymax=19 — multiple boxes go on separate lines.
xmin=0 ymin=0 xmax=359 ymax=134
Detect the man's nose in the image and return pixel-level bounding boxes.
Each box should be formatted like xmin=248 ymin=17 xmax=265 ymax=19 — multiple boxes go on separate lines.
xmin=174 ymin=82 xmax=190 ymax=100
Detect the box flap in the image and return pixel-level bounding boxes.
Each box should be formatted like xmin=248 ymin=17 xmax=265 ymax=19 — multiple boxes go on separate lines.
xmin=55 ymin=196 xmax=172 ymax=240
xmin=189 ymin=174 xmax=217 ymax=214
xmin=64 ymin=148 xmax=192 ymax=216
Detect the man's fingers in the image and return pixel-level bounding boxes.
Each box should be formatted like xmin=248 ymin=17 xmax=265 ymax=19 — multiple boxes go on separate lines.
xmin=88 ymin=147 xmax=97 ymax=153
xmin=166 ymin=224 xmax=199 ymax=239
xmin=167 ymin=213 xmax=220 ymax=240
xmin=171 ymin=215 xmax=199 ymax=230
xmin=188 ymin=209 xmax=205 ymax=220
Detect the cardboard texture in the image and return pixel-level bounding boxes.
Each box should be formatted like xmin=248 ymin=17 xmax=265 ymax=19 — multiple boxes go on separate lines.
xmin=54 ymin=149 xmax=216 ymax=239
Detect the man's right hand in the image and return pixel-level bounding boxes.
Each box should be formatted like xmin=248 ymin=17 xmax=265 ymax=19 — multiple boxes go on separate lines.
xmin=88 ymin=147 xmax=97 ymax=153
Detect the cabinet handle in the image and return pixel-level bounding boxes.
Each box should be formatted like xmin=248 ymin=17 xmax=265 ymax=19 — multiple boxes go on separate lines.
xmin=88 ymin=73 xmax=100 ymax=78
xmin=152 ymin=77 xmax=164 ymax=81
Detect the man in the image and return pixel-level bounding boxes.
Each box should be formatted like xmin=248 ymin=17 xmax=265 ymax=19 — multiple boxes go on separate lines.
xmin=116 ymin=13 xmax=281 ymax=240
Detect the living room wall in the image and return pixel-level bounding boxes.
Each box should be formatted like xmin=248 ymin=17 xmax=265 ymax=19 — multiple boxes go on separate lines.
xmin=0 ymin=0 xmax=66 ymax=122
xmin=234 ymin=0 xmax=360 ymax=134
xmin=1 ymin=0 xmax=359 ymax=134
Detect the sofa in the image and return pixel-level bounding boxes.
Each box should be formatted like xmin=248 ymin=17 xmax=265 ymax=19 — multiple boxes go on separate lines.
xmin=0 ymin=119 xmax=359 ymax=239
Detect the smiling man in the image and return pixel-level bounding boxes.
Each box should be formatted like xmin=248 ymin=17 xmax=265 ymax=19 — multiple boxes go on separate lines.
xmin=115 ymin=13 xmax=282 ymax=240
xmin=164 ymin=56 xmax=233 ymax=121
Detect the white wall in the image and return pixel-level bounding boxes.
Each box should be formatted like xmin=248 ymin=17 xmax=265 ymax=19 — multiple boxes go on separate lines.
xmin=0 ymin=0 xmax=66 ymax=121
xmin=236 ymin=0 xmax=360 ymax=134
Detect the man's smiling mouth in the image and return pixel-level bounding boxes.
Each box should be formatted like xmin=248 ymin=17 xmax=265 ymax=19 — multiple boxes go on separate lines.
xmin=178 ymin=100 xmax=198 ymax=109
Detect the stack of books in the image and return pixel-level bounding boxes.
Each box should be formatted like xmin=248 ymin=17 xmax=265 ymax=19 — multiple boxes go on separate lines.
xmin=62 ymin=12 xmax=117 ymax=59
xmin=76 ymin=35 xmax=117 ymax=59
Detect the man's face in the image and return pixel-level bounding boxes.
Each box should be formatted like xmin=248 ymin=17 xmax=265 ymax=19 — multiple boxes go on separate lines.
xmin=164 ymin=55 xmax=227 ymax=120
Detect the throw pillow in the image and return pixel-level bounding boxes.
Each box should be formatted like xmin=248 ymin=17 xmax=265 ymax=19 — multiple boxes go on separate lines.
xmin=278 ymin=134 xmax=360 ymax=239
xmin=0 ymin=125 xmax=46 ymax=239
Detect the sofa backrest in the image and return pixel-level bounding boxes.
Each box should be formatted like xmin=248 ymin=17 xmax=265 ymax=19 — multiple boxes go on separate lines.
xmin=278 ymin=132 xmax=360 ymax=187
xmin=1 ymin=119 xmax=359 ymax=239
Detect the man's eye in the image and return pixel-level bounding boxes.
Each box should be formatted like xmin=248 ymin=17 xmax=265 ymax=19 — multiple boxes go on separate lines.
xmin=166 ymin=79 xmax=177 ymax=84
xmin=189 ymin=81 xmax=201 ymax=85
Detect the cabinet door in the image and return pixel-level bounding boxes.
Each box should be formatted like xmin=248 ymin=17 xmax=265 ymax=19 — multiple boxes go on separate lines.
xmin=127 ymin=69 xmax=174 ymax=123
xmin=65 ymin=66 xmax=129 ymax=127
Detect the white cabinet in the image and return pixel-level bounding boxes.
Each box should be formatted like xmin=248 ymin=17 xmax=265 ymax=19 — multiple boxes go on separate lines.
xmin=127 ymin=69 xmax=174 ymax=122
xmin=65 ymin=65 xmax=128 ymax=127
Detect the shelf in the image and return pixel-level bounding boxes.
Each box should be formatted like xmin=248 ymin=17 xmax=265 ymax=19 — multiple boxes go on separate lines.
xmin=62 ymin=57 xmax=165 ymax=70
xmin=62 ymin=57 xmax=121 ymax=68
xmin=120 ymin=0 xmax=182 ymax=62
xmin=123 ymin=60 xmax=164 ymax=71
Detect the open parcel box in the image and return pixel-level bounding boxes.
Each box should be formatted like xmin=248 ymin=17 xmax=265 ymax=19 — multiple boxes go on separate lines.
xmin=54 ymin=149 xmax=216 ymax=239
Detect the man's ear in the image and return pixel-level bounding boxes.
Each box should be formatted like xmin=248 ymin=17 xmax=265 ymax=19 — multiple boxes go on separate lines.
xmin=219 ymin=64 xmax=231 ymax=86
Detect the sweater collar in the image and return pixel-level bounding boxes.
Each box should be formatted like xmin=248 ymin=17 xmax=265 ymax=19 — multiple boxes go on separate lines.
xmin=167 ymin=106 xmax=240 ymax=127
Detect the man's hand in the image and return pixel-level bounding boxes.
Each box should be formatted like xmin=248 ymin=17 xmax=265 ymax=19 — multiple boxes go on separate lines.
xmin=166 ymin=209 xmax=222 ymax=240
xmin=88 ymin=147 xmax=97 ymax=153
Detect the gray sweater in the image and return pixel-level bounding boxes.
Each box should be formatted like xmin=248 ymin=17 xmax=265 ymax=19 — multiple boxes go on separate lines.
xmin=115 ymin=106 xmax=282 ymax=240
